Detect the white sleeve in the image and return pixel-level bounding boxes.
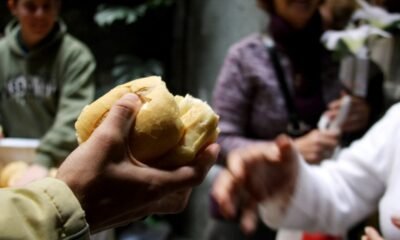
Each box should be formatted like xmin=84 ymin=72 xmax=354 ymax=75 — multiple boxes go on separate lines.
xmin=259 ymin=104 xmax=400 ymax=235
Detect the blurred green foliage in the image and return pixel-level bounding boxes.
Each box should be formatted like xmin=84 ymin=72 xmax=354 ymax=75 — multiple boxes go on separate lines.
xmin=95 ymin=0 xmax=176 ymax=26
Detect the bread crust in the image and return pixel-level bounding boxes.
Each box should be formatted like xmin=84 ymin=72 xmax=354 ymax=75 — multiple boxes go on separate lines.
xmin=0 ymin=161 xmax=28 ymax=187
xmin=75 ymin=76 xmax=219 ymax=168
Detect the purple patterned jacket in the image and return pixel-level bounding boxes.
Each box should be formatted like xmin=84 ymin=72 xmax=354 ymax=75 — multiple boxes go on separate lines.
xmin=212 ymin=33 xmax=342 ymax=161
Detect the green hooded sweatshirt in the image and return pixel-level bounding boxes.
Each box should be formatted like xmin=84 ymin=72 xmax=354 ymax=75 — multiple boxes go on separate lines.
xmin=0 ymin=19 xmax=96 ymax=167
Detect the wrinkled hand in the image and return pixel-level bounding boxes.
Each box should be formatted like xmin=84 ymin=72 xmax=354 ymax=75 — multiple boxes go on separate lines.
xmin=211 ymin=135 xmax=298 ymax=234
xmin=294 ymin=129 xmax=340 ymax=164
xmin=326 ymin=95 xmax=370 ymax=133
xmin=56 ymin=93 xmax=219 ymax=233
xmin=11 ymin=164 xmax=49 ymax=187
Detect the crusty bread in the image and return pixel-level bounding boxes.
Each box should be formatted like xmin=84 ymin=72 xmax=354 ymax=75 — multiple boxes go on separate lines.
xmin=75 ymin=76 xmax=219 ymax=168
xmin=150 ymin=95 xmax=219 ymax=168
xmin=0 ymin=161 xmax=28 ymax=187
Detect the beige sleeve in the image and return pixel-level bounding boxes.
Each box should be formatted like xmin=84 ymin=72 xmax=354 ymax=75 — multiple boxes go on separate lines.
xmin=0 ymin=178 xmax=89 ymax=239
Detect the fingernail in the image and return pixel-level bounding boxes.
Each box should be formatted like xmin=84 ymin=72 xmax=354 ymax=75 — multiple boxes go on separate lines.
xmin=122 ymin=93 xmax=140 ymax=102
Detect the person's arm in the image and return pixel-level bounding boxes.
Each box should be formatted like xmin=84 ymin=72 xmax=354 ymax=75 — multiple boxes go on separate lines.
xmin=260 ymin=105 xmax=400 ymax=235
xmin=0 ymin=93 xmax=219 ymax=239
xmin=212 ymin=47 xmax=264 ymax=159
xmin=36 ymin=44 xmax=96 ymax=167
xmin=212 ymin=104 xmax=400 ymax=235
xmin=0 ymin=178 xmax=89 ymax=240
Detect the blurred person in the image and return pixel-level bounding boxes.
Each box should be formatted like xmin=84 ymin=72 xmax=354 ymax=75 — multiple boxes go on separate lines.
xmin=0 ymin=93 xmax=220 ymax=239
xmin=368 ymin=1 xmax=400 ymax=110
xmin=209 ymin=0 xmax=383 ymax=239
xmin=213 ymin=0 xmax=377 ymax=167
xmin=319 ymin=0 xmax=357 ymax=30
xmin=0 ymin=0 xmax=96 ymax=183
xmin=211 ymin=102 xmax=400 ymax=240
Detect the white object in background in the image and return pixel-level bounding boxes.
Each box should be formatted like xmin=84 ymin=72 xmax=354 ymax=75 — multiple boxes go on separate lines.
xmin=322 ymin=25 xmax=390 ymax=56
xmin=318 ymin=113 xmax=331 ymax=131
xmin=354 ymin=0 xmax=400 ymax=29
xmin=318 ymin=96 xmax=352 ymax=132
xmin=0 ymin=138 xmax=40 ymax=148
xmin=276 ymin=229 xmax=302 ymax=240
xmin=318 ymin=96 xmax=352 ymax=160
xmin=329 ymin=96 xmax=352 ymax=132
xmin=0 ymin=138 xmax=40 ymax=168
xmin=340 ymin=56 xmax=370 ymax=97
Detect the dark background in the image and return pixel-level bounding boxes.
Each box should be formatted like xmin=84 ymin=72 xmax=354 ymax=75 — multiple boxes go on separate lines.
xmin=0 ymin=0 xmax=181 ymax=96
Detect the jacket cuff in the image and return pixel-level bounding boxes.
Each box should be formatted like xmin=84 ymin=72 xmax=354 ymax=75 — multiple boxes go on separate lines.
xmin=28 ymin=178 xmax=90 ymax=239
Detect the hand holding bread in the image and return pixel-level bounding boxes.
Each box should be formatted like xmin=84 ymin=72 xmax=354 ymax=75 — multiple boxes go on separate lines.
xmin=58 ymin=92 xmax=220 ymax=232
xmin=75 ymin=76 xmax=219 ymax=169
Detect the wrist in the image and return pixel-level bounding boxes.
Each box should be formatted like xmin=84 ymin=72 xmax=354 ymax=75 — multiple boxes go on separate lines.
xmin=56 ymin=172 xmax=87 ymax=211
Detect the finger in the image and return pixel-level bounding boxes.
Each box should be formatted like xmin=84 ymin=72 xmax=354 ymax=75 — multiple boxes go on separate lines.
xmin=211 ymin=170 xmax=240 ymax=219
xmin=121 ymin=143 xmax=219 ymax=196
xmin=151 ymin=189 xmax=192 ymax=214
xmin=325 ymin=109 xmax=337 ymax=120
xmin=195 ymin=143 xmax=220 ymax=171
xmin=318 ymin=133 xmax=339 ymax=149
xmin=239 ymin=199 xmax=258 ymax=235
xmin=94 ymin=93 xmax=142 ymax=139
xmin=227 ymin=149 xmax=248 ymax=183
xmin=328 ymin=99 xmax=341 ymax=110
xmin=364 ymin=227 xmax=384 ymax=240
xmin=392 ymin=216 xmax=400 ymax=229
xmin=276 ymin=134 xmax=297 ymax=163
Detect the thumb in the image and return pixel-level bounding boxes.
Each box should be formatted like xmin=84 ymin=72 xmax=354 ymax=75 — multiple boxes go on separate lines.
xmin=98 ymin=93 xmax=142 ymax=138
xmin=275 ymin=134 xmax=298 ymax=164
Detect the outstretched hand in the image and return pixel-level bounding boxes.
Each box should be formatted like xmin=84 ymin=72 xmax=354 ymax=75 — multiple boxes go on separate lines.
xmin=57 ymin=93 xmax=219 ymax=233
xmin=211 ymin=135 xmax=299 ymax=234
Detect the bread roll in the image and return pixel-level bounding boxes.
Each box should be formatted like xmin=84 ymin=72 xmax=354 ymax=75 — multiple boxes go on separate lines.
xmin=75 ymin=76 xmax=219 ymax=168
xmin=0 ymin=161 xmax=28 ymax=187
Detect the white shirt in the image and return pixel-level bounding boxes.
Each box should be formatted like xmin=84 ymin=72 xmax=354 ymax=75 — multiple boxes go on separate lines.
xmin=259 ymin=103 xmax=400 ymax=240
